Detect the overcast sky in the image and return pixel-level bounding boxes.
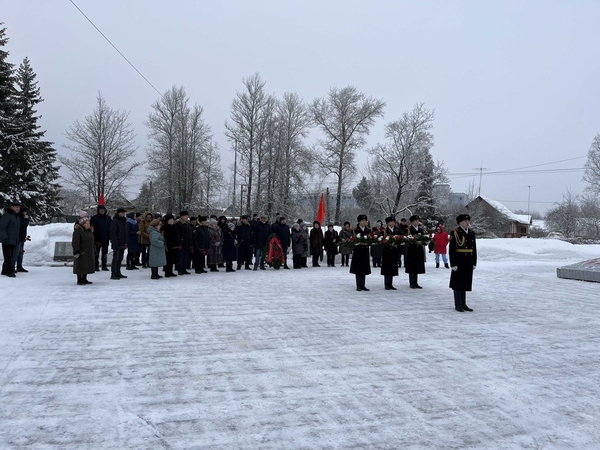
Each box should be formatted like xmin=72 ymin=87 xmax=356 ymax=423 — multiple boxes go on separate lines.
xmin=4 ymin=0 xmax=599 ymax=214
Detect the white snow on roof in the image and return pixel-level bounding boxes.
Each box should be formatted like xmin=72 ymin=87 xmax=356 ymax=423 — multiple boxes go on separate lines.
xmin=479 ymin=196 xmax=531 ymax=224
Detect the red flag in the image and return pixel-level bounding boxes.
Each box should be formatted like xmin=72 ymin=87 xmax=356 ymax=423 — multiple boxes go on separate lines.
xmin=316 ymin=193 xmax=325 ymax=225
xmin=98 ymin=193 xmax=105 ymax=206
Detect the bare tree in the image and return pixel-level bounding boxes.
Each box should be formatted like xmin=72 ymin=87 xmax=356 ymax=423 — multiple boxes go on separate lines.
xmin=146 ymin=86 xmax=212 ymax=213
xmin=225 ymin=73 xmax=270 ymax=213
xmin=545 ymin=190 xmax=580 ymax=237
xmin=368 ymin=103 xmax=435 ymax=217
xmin=583 ymin=133 xmax=600 ymax=194
xmin=60 ymin=92 xmax=141 ymax=204
xmin=311 ymin=86 xmax=385 ymax=223
xmin=198 ymin=141 xmax=224 ymax=214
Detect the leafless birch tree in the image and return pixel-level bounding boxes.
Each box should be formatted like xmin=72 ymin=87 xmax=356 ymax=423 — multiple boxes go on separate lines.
xmin=60 ymin=92 xmax=140 ymax=204
xmin=310 ymin=86 xmax=385 ymax=223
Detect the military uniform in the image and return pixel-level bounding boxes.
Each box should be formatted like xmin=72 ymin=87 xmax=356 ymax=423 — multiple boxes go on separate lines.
xmin=405 ymin=215 xmax=426 ymax=289
xmin=449 ymin=214 xmax=477 ymax=312
xmin=350 ymin=214 xmax=372 ymax=291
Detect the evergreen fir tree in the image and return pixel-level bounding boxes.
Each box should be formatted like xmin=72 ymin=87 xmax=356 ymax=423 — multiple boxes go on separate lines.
xmin=414 ymin=150 xmax=437 ymax=221
xmin=0 ymin=23 xmax=20 ymax=205
xmin=14 ymin=57 xmax=61 ymax=221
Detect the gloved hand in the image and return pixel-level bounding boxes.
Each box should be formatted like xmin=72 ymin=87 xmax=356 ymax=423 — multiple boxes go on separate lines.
xmin=473 ymin=265 xmax=476 ymax=270
xmin=452 ymin=266 xmax=458 ymax=271
xmin=73 ymin=253 xmax=80 ymax=259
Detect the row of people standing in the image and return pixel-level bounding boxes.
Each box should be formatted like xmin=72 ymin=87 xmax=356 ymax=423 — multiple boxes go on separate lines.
xmin=0 ymin=201 xmax=31 ymax=278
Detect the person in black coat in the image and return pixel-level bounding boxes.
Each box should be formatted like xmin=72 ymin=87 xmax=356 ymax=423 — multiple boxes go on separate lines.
xmin=109 ymin=208 xmax=128 ymax=280
xmin=253 ymin=214 xmax=271 ymax=270
xmin=162 ymin=214 xmax=179 ymax=277
xmin=223 ymin=222 xmax=238 ymax=272
xmin=272 ymin=216 xmax=291 ymax=269
xmin=381 ymin=216 xmax=399 ymax=290
xmin=13 ymin=206 xmax=30 ymax=273
xmin=449 ymin=214 xmax=477 ymax=312
xmin=125 ymin=212 xmax=141 ymax=271
xmin=405 ymin=215 xmax=426 ymax=289
xmin=0 ymin=202 xmax=21 ymax=278
xmin=175 ymin=211 xmax=193 ymax=275
xmin=350 ymin=214 xmax=371 ymax=291
xmin=397 ymin=218 xmax=409 ymax=268
xmin=193 ymin=216 xmax=210 ymax=273
xmin=323 ymin=224 xmax=339 ymax=267
xmin=90 ymin=205 xmax=112 ymax=271
xmin=236 ymin=215 xmax=254 ymax=270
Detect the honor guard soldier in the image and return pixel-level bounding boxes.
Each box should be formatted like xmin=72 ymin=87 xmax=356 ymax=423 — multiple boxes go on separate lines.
xmin=449 ymin=214 xmax=477 ymax=312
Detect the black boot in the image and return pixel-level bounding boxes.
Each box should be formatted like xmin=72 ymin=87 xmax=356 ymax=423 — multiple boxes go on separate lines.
xmin=356 ymin=275 xmax=362 ymax=291
xmin=151 ymin=267 xmax=161 ymax=279
xmin=436 ymin=263 xmax=439 ymax=268
xmin=226 ymin=262 xmax=235 ymax=272
xmin=454 ymin=291 xmax=464 ymax=312
xmin=462 ymin=291 xmax=473 ymax=311
xmin=444 ymin=263 xmax=450 ymax=269
xmin=83 ymin=274 xmax=93 ymax=284
xmin=77 ymin=274 xmax=85 ymax=285
xmin=414 ymin=274 xmax=422 ymax=289
xmin=361 ymin=275 xmax=370 ymax=291
xmin=409 ymin=273 xmax=416 ymax=288
xmin=384 ymin=275 xmax=391 ymax=290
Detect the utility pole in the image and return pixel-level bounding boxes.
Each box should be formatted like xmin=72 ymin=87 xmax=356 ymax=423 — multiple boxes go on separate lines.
xmin=232 ymin=141 xmax=237 ymax=217
xmin=472 ymin=163 xmax=490 ymax=197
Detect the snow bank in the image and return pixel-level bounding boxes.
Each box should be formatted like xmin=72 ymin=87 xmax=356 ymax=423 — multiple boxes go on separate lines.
xmin=477 ymin=237 xmax=600 ymax=263
xmin=25 ymin=223 xmax=74 ymax=266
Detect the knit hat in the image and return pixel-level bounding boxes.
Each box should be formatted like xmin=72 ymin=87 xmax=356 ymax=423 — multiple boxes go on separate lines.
xmin=228 ymin=222 xmax=235 ymax=230
xmin=79 ymin=210 xmax=89 ymax=218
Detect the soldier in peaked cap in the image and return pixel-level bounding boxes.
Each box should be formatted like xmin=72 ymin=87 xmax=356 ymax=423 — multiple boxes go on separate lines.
xmin=350 ymin=214 xmax=371 ymax=291
xmin=449 ymin=214 xmax=477 ymax=312
xmin=405 ymin=214 xmax=426 ymax=288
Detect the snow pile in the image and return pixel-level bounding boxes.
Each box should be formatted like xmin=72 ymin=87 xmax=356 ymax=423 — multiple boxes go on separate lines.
xmin=477 ymin=237 xmax=600 ymax=263
xmin=480 ymin=195 xmax=531 ymax=224
xmin=24 ymin=223 xmax=74 ymax=266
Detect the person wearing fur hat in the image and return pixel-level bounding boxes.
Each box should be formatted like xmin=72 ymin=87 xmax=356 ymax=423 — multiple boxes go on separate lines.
xmin=90 ymin=205 xmax=112 ymax=271
xmin=148 ymin=219 xmax=166 ymax=279
xmin=161 ymin=214 xmax=179 ymax=277
xmin=175 ymin=211 xmax=193 ymax=275
xmin=223 ymin=221 xmax=238 ymax=272
xmin=350 ymin=214 xmax=372 ymax=291
xmin=0 ymin=201 xmax=21 ymax=278
xmin=381 ymin=216 xmax=399 ymax=290
xmin=193 ymin=216 xmax=210 ymax=273
xmin=207 ymin=217 xmax=224 ymax=271
xmin=309 ymin=221 xmax=324 ymax=267
xmin=71 ymin=212 xmax=95 ymax=285
xmin=405 ymin=215 xmax=426 ymax=289
xmin=109 ymin=208 xmax=128 ymax=280
xmin=323 ymin=224 xmax=339 ymax=267
xmin=449 ymin=214 xmax=477 ymax=312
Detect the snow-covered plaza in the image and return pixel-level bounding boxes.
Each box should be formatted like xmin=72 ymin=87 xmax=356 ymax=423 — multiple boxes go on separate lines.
xmin=1 ymin=228 xmax=599 ymax=449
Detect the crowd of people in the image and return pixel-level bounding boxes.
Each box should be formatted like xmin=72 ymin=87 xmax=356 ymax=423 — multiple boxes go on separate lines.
xmin=1 ymin=201 xmax=477 ymax=313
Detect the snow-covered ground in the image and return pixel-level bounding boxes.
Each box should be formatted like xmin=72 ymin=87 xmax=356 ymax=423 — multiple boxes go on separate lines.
xmin=1 ymin=227 xmax=600 ymax=449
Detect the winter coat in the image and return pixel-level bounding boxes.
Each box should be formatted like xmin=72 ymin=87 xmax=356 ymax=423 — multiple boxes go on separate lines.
xmin=194 ymin=224 xmax=210 ymax=254
xmin=309 ymin=227 xmax=324 ymax=256
xmin=109 ymin=214 xmax=127 ymax=250
xmin=349 ymin=226 xmax=372 ymax=275
xmin=0 ymin=207 xmax=20 ymax=246
xmin=91 ymin=212 xmax=112 ymax=242
xmin=162 ymin=223 xmax=179 ymax=249
xmin=433 ymin=226 xmax=449 ymax=254
xmin=139 ymin=212 xmax=152 ymax=245
xmin=299 ymin=225 xmax=309 ymax=257
xmin=339 ymin=228 xmax=353 ymax=255
xmin=72 ymin=224 xmax=96 ymax=275
xmin=449 ymin=226 xmax=477 ymax=291
xmin=148 ymin=226 xmax=167 ymax=268
xmin=291 ymin=228 xmax=306 ymax=255
xmin=126 ymin=217 xmax=140 ymax=253
xmin=273 ymin=222 xmax=291 ymax=250
xmin=381 ymin=226 xmax=399 ymax=277
xmin=370 ymin=227 xmax=383 ymax=258
xmin=324 ymin=229 xmax=339 ymax=255
xmin=223 ymin=227 xmax=238 ymax=262
xmin=207 ymin=225 xmax=224 ymax=265
xmin=253 ymin=221 xmax=271 ymax=249
xmin=18 ymin=212 xmax=30 ymax=243
xmin=236 ymin=222 xmax=253 ymax=249
xmin=405 ymin=224 xmax=426 ymax=274
xmin=175 ymin=220 xmax=194 ymax=250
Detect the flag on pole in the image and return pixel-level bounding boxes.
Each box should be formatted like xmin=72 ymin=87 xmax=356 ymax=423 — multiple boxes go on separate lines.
xmin=316 ymin=193 xmax=326 ymax=225
xmin=98 ymin=193 xmax=105 ymax=206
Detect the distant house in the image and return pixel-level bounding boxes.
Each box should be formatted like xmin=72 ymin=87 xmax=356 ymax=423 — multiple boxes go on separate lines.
xmin=466 ymin=196 xmax=531 ymax=238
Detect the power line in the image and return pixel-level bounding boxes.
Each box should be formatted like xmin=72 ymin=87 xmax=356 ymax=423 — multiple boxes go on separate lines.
xmin=448 ymin=155 xmax=586 ymax=179
xmin=68 ymin=0 xmax=162 ymax=97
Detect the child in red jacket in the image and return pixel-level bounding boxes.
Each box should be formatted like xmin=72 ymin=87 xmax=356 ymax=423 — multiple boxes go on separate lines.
xmin=433 ymin=224 xmax=450 ymax=268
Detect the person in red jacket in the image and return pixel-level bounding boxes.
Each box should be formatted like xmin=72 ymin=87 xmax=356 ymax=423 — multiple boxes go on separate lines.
xmin=433 ymin=224 xmax=450 ymax=268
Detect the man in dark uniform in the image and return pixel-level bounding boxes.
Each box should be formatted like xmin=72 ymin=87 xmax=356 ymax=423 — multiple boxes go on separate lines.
xmin=405 ymin=215 xmax=426 ymax=289
xmin=381 ymin=216 xmax=399 ymax=290
xmin=397 ymin=217 xmax=409 ymax=268
xmin=449 ymin=213 xmax=477 ymax=312
xmin=350 ymin=214 xmax=371 ymax=291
